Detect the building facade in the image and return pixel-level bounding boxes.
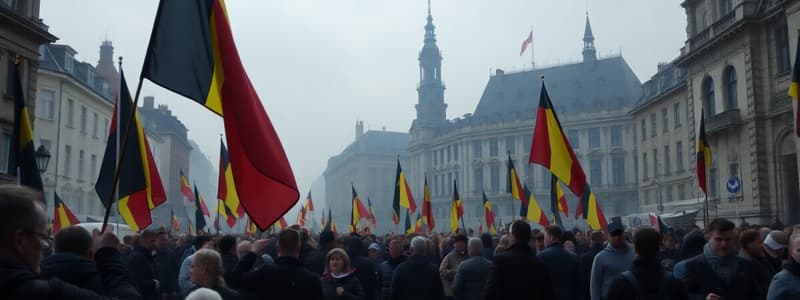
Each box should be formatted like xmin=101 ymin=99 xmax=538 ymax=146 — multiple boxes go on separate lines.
xmin=0 ymin=0 xmax=56 ymax=184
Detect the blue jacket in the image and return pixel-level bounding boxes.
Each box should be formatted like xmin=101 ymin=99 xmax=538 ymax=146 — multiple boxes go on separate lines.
xmin=767 ymin=260 xmax=800 ymax=300
xmin=453 ymin=256 xmax=491 ymax=300
xmin=590 ymin=243 xmax=634 ymax=300
xmin=539 ymin=243 xmax=580 ymax=300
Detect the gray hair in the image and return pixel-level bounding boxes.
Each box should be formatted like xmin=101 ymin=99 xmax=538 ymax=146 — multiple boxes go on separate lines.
xmin=185 ymin=287 xmax=221 ymax=300
xmin=468 ymin=237 xmax=483 ymax=257
xmin=410 ymin=236 xmax=428 ymax=255
xmin=0 ymin=185 xmax=45 ymax=247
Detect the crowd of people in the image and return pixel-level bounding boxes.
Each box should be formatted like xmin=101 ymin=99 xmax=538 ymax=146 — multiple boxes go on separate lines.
xmin=2 ymin=184 xmax=800 ymax=300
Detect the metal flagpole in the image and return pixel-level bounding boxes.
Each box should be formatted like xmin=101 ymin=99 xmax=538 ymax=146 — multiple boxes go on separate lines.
xmin=530 ymin=26 xmax=535 ymax=69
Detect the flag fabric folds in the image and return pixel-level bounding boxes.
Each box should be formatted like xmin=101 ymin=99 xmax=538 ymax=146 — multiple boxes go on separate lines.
xmin=450 ymin=181 xmax=464 ymax=233
xmin=367 ymin=197 xmax=377 ymax=226
xmin=95 ymin=69 xmax=166 ymax=232
xmin=482 ymin=192 xmax=497 ymax=235
xmin=194 ymin=185 xmax=207 ymax=231
xmin=415 ymin=214 xmax=423 ymax=234
xmin=274 ymin=216 xmax=288 ymax=230
xmin=142 ymin=0 xmax=299 ymax=230
xmin=217 ymin=139 xmax=243 ymax=219
xmin=422 ymin=176 xmax=435 ymax=232
xmin=53 ymin=193 xmax=79 ymax=233
xmin=789 ymin=32 xmax=800 ymax=137
xmin=350 ymin=186 xmax=370 ymax=232
xmin=520 ymin=30 xmax=533 ymax=56
xmin=550 ymin=175 xmax=564 ymax=227
xmin=297 ymin=205 xmax=306 ymax=227
xmin=10 ymin=60 xmax=44 ymax=197
xmin=305 ymin=191 xmax=315 ymax=212
xmin=524 ymin=184 xmax=549 ymax=227
xmin=195 ymin=185 xmax=210 ymax=216
xmin=188 ymin=219 xmax=195 ymax=237
xmin=554 ymin=178 xmax=568 ymax=215
xmin=216 ymin=197 xmax=236 ymax=228
xmin=180 ymin=170 xmax=195 ymax=202
xmin=393 ymin=160 xmax=417 ymax=224
xmin=578 ymin=185 xmax=607 ymax=230
xmin=405 ymin=210 xmax=413 ymax=235
xmin=507 ymin=154 xmax=525 ymax=202
xmin=696 ymin=111 xmax=711 ymax=195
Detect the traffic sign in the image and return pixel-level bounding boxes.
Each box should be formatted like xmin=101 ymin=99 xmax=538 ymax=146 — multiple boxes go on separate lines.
xmin=726 ymin=176 xmax=741 ymax=194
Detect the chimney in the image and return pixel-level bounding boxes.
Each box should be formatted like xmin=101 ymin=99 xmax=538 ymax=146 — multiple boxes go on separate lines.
xmin=355 ymin=120 xmax=364 ymax=140
xmin=144 ymin=96 xmax=155 ymax=109
xmin=158 ymin=104 xmax=167 ymax=113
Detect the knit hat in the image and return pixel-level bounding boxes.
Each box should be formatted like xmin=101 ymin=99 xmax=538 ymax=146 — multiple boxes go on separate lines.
xmin=765 ymin=230 xmax=788 ymax=251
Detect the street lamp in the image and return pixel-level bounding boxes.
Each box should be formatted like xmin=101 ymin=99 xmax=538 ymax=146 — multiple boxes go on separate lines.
xmin=35 ymin=145 xmax=51 ymax=174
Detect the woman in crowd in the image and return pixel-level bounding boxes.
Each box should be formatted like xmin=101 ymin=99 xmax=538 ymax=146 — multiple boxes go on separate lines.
xmin=321 ymin=248 xmax=364 ymax=300
xmin=188 ymin=249 xmax=240 ymax=300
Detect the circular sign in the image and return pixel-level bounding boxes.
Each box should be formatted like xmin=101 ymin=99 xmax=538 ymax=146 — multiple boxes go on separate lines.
xmin=726 ymin=177 xmax=741 ymax=194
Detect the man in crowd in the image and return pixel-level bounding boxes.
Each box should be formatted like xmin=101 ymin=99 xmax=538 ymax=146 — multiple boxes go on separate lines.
xmin=228 ymin=229 xmax=323 ymax=299
xmin=127 ymin=229 xmax=160 ymax=300
xmin=390 ymin=236 xmax=444 ymax=300
xmin=440 ymin=234 xmax=469 ymax=299
xmin=237 ymin=240 xmax=252 ymax=258
xmin=539 ymin=225 xmax=580 ymax=300
xmin=40 ymin=226 xmax=104 ymax=293
xmin=676 ymin=218 xmax=765 ymax=300
xmin=739 ymin=229 xmax=775 ymax=292
xmin=377 ymin=238 xmax=406 ymax=300
xmin=178 ymin=235 xmax=214 ymax=293
xmin=579 ymin=231 xmax=604 ymax=300
xmin=305 ymin=229 xmax=335 ymax=276
xmin=154 ymin=230 xmax=179 ymax=300
xmin=217 ymin=235 xmax=239 ymax=275
xmin=484 ymin=220 xmax=553 ymax=300
xmin=0 ymin=184 xmax=140 ymax=299
xmin=590 ymin=220 xmax=634 ymax=300
xmin=345 ymin=236 xmax=378 ymax=300
xmin=453 ymin=237 xmax=491 ymax=300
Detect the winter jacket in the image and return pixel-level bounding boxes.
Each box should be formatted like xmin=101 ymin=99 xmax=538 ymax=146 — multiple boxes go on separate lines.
xmin=739 ymin=249 xmax=774 ymax=297
xmin=125 ymin=246 xmax=159 ymax=300
xmin=578 ymin=245 xmax=604 ymax=300
xmin=675 ymin=243 xmax=765 ymax=300
xmin=228 ymin=253 xmax=323 ymax=300
xmin=154 ymin=248 xmax=179 ymax=294
xmin=452 ymin=256 xmax=491 ymax=300
xmin=390 ymin=255 xmax=445 ymax=300
xmin=220 ymin=252 xmax=238 ymax=276
xmin=321 ymin=269 xmax=365 ymax=300
xmin=178 ymin=253 xmax=194 ymax=293
xmin=589 ymin=242 xmax=634 ymax=300
xmin=483 ymin=242 xmax=553 ymax=300
xmin=766 ymin=258 xmax=800 ymax=300
xmin=0 ymin=248 xmax=141 ymax=300
xmin=439 ymin=249 xmax=468 ymax=296
xmin=40 ymin=252 xmax=104 ymax=294
xmin=345 ymin=237 xmax=379 ymax=300
xmin=377 ymin=255 xmax=406 ymax=300
xmin=539 ymin=242 xmax=580 ymax=300
xmin=604 ymin=257 xmax=688 ymax=300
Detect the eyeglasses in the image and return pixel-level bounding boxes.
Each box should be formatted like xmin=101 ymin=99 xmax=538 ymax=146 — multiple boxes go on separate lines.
xmin=25 ymin=230 xmax=53 ymax=247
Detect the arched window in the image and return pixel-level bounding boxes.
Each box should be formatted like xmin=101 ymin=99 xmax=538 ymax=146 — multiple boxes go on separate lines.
xmin=725 ymin=66 xmax=737 ymax=110
xmin=703 ymin=77 xmax=715 ymax=116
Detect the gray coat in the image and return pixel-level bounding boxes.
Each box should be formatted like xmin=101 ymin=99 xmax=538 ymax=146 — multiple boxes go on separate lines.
xmin=767 ymin=262 xmax=800 ymax=300
xmin=453 ymin=256 xmax=491 ymax=300
xmin=590 ymin=243 xmax=634 ymax=300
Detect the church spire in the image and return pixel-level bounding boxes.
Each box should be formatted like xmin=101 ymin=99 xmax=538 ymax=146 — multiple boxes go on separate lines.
xmin=582 ymin=13 xmax=597 ymax=64
xmin=414 ymin=0 xmax=446 ymax=129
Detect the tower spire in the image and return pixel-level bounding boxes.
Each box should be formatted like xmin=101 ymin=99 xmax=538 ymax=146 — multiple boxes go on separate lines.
xmin=582 ymin=12 xmax=597 ymax=64
xmin=414 ymin=0 xmax=446 ymax=129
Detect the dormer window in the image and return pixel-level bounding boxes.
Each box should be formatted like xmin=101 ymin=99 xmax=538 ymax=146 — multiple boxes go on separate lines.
xmin=87 ymin=69 xmax=94 ymax=86
xmin=64 ymin=54 xmax=73 ymax=72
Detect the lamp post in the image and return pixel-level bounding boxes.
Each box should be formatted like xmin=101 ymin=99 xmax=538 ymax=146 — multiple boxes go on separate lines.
xmin=35 ymin=145 xmax=51 ymax=174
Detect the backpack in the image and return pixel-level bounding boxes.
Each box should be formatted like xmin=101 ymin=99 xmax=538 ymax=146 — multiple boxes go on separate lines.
xmin=621 ymin=270 xmax=672 ymax=300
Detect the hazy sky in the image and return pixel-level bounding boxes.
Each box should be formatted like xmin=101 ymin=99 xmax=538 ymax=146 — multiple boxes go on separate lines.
xmin=40 ymin=1 xmax=687 ymax=220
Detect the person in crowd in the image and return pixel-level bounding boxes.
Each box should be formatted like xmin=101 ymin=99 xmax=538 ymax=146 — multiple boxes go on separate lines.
xmin=440 ymin=237 xmax=454 ymax=258
xmin=127 ymin=229 xmax=160 ymax=300
xmin=179 ymin=235 xmax=215 ymax=293
xmin=740 ymin=229 xmax=776 ymax=290
xmin=377 ymin=238 xmax=406 ymax=300
xmin=452 ymin=237 xmax=491 ymax=300
xmin=344 ymin=236 xmax=378 ymax=300
xmin=675 ymin=218 xmax=765 ymax=300
xmin=228 ymin=228 xmax=323 ymax=299
xmin=440 ymin=234 xmax=468 ymax=299
xmin=659 ymin=231 xmax=680 ymax=272
xmin=216 ymin=235 xmax=239 ymax=275
xmin=480 ymin=233 xmax=494 ymax=261
xmin=590 ymin=221 xmax=634 ymax=300
xmin=122 ymin=235 xmax=135 ymax=260
xmin=390 ymin=236 xmax=444 ymax=300
xmin=767 ymin=233 xmax=800 ymax=299
xmin=187 ymin=249 xmax=240 ymax=300
xmin=185 ymin=287 xmax=221 ymax=300
xmin=605 ymin=227 xmax=688 ymax=300
xmin=764 ymin=230 xmax=788 ymax=272
xmin=574 ymin=230 xmax=589 ymax=255
xmin=564 ymin=240 xmax=577 ymax=254
xmin=307 ymin=229 xmax=336 ymax=276
xmin=579 ymin=231 xmax=605 ymax=300
xmin=0 ymin=184 xmax=140 ymax=300
xmin=534 ymin=231 xmax=546 ymax=254
xmin=368 ymin=243 xmax=382 ymax=264
xmin=484 ymin=220 xmax=553 ymax=300
xmin=495 ymin=235 xmax=510 ymax=255
xmin=174 ymin=234 xmax=188 ymax=257
xmin=236 ymin=241 xmax=252 ymax=258
xmin=539 ymin=225 xmax=579 ymax=300
xmin=321 ymin=248 xmax=364 ymax=300
xmin=40 ymin=226 xmax=104 ymax=293
xmin=672 ymin=229 xmax=706 ymax=279
xmin=154 ymin=231 xmax=179 ymax=300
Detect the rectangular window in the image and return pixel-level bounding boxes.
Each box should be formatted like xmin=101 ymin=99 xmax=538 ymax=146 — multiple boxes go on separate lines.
xmin=37 ymin=89 xmax=55 ymax=120
xmin=92 ymin=113 xmax=98 ymax=138
xmin=66 ymin=99 xmax=74 ymax=127
xmin=567 ymin=130 xmax=580 ymax=149
xmin=80 ymin=106 xmax=87 ymax=134
xmin=505 ymin=136 xmax=515 ymax=154
xmin=664 ymin=145 xmax=671 ymax=174
xmin=643 ymin=152 xmax=649 ymax=179
xmin=610 ymin=126 xmax=622 ymax=147
xmin=489 ymin=138 xmax=498 ymax=157
xmin=588 ymin=128 xmax=600 ymax=149
xmin=777 ymin=25 xmax=791 ymax=73
xmin=676 ymin=142 xmax=684 ymax=172
xmin=674 ymin=102 xmax=682 ymax=128
xmin=0 ymin=132 xmax=10 ymax=174
xmin=612 ymin=156 xmax=625 ymax=185
xmin=662 ymin=108 xmax=669 ymax=132
xmin=473 ymin=141 xmax=483 ymax=159
xmin=650 ymin=114 xmax=656 ymax=137
xmin=640 ymin=119 xmax=646 ymax=141
xmin=473 ymin=167 xmax=483 ymax=192
xmin=90 ymin=154 xmax=97 ymax=180
xmin=64 ymin=145 xmax=72 ymax=176
xmin=653 ymin=149 xmax=659 ymax=177
xmin=78 ymin=150 xmax=85 ymax=180
xmin=490 ymin=166 xmax=500 ymax=192
xmin=590 ymin=159 xmax=602 ymax=185
xmin=666 ymin=185 xmax=674 ymax=202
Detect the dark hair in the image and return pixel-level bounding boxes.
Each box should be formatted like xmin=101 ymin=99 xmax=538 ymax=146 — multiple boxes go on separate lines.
xmin=194 ymin=235 xmax=213 ymax=250
xmin=278 ymin=228 xmax=301 ymax=254
xmin=707 ymin=218 xmax=735 ymax=234
xmin=54 ymin=226 xmax=92 ymax=255
xmin=633 ymin=227 xmax=661 ymax=258
xmin=218 ymin=235 xmax=237 ymax=254
xmin=0 ymin=185 xmax=44 ymax=247
xmin=511 ymin=220 xmax=531 ymax=243
xmin=739 ymin=229 xmax=761 ymax=248
xmin=589 ymin=231 xmax=604 ymax=244
xmin=454 ymin=234 xmax=468 ymax=243
xmin=545 ymin=225 xmax=563 ymax=242
xmin=141 ymin=229 xmax=158 ymax=240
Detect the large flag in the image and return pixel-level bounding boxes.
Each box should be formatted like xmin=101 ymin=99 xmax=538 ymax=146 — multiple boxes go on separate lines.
xmin=529 ymin=81 xmax=587 ymax=198
xmin=367 ymin=197 xmax=377 ymax=226
xmin=10 ymin=59 xmax=44 ymax=197
xmin=482 ymin=192 xmax=497 ymax=235
xmin=171 ymin=209 xmax=180 ymax=232
xmin=142 ymin=0 xmax=299 ymax=230
xmin=422 ymin=176 xmax=435 ymax=232
xmin=194 ymin=185 xmax=207 ymax=231
xmin=216 ymin=197 xmax=236 ymax=228
xmin=405 ymin=209 xmax=413 ymax=235
xmin=450 ymin=180 xmax=464 ymax=233
xmin=415 ymin=213 xmax=423 ymax=234
xmin=180 ymin=170 xmax=195 ymax=202
xmin=350 ymin=186 xmax=370 ymax=232
xmin=524 ymin=184 xmax=549 ymax=227
xmin=789 ymin=32 xmax=800 ymax=137
xmin=216 ymin=139 xmax=243 ymax=219
xmin=393 ymin=160 xmax=417 ymax=224
xmin=578 ymin=185 xmax=607 ymax=230
xmin=53 ymin=193 xmax=79 ymax=233
xmin=520 ymin=30 xmax=533 ymax=56
xmin=507 ymin=154 xmax=525 ymax=201
xmin=550 ymin=175 xmax=564 ymax=227
xmin=696 ymin=111 xmax=711 ymax=195
xmin=95 ymin=69 xmax=166 ymax=232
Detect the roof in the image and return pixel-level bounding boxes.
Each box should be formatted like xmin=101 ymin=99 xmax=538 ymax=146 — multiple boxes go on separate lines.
xmin=39 ymin=44 xmax=113 ymax=102
xmin=326 ymin=130 xmax=410 ymax=171
xmin=630 ymin=62 xmax=686 ymax=114
xmin=471 ymin=55 xmax=642 ymax=121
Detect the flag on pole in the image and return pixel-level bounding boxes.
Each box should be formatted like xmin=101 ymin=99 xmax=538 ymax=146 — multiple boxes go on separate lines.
xmin=393 ymin=159 xmax=417 ymax=224
xmin=579 ymin=185 xmax=607 ymax=230
xmin=422 ymin=176 xmax=435 ymax=232
xmin=524 ymin=184 xmax=549 ymax=227
xmin=95 ymin=68 xmax=166 ymax=232
xmin=274 ymin=216 xmax=288 ymax=230
xmin=550 ymin=175 xmax=564 ymax=227
xmin=297 ymin=204 xmax=306 ymax=227
xmin=142 ymin=0 xmax=299 ymax=230
xmin=554 ymin=178 xmax=568 ymax=215
xmin=246 ymin=216 xmax=257 ymax=235
xmin=415 ymin=214 xmax=423 ymax=234
xmin=507 ymin=154 xmax=525 ymax=202
xmin=10 ymin=59 xmax=44 ymax=197
xmin=367 ymin=197 xmax=377 ymax=226
xmin=405 ymin=209 xmax=413 ymax=235
xmin=304 ymin=191 xmax=315 ymax=211
xmin=216 ymin=196 xmax=237 ymax=228
xmin=53 ymin=193 xmax=79 ymax=233
xmin=350 ymin=185 xmax=370 ymax=232
xmin=194 ymin=184 xmax=210 ymax=216
xmin=696 ymin=111 xmax=711 ymax=195
xmin=180 ymin=170 xmax=194 ymax=202
xmin=170 ymin=209 xmax=180 ymax=232
xmin=482 ymin=192 xmax=497 ymax=235
xmin=194 ymin=185 xmax=207 ymax=232
xmin=216 ymin=139 xmax=243 ymax=219
xmin=450 ymin=180 xmax=464 ymax=233
xmin=789 ymin=31 xmax=800 ymax=137
xmin=188 ymin=219 xmax=195 ymax=237
xmin=520 ymin=30 xmax=533 ymax=56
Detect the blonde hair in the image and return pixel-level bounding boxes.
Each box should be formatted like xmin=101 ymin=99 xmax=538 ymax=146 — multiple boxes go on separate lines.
xmin=324 ymin=248 xmax=351 ymax=274
xmin=193 ymin=249 xmax=224 ymax=287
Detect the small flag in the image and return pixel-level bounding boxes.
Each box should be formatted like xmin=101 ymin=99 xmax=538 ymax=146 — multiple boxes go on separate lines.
xmin=304 ymin=191 xmax=315 ymax=211
xmin=393 ymin=159 xmax=417 ymax=224
xmin=579 ymin=185 xmax=607 ymax=230
xmin=422 ymin=176 xmax=435 ymax=232
xmin=171 ymin=209 xmax=180 ymax=232
xmin=195 ymin=184 xmax=210 ymax=216
xmin=297 ymin=204 xmax=306 ymax=227
xmin=415 ymin=213 xmax=423 ymax=234
xmin=483 ymin=192 xmax=497 ymax=235
xmin=405 ymin=209 xmax=413 ymax=235
xmin=216 ymin=197 xmax=236 ymax=228
xmin=53 ymin=193 xmax=79 ymax=233
xmin=217 ymin=139 xmax=243 ymax=219
xmin=450 ymin=180 xmax=464 ymax=233
xmin=367 ymin=197 xmax=377 ymax=226
xmin=550 ymin=175 xmax=564 ymax=227
xmin=350 ymin=185 xmax=370 ymax=232
xmin=524 ymin=184 xmax=549 ymax=227
xmin=508 ymin=154 xmax=526 ymax=202
xmin=180 ymin=170 xmax=194 ymax=202
xmin=520 ymin=30 xmax=533 ymax=56
xmin=246 ymin=216 xmax=257 ymax=235
xmin=194 ymin=185 xmax=207 ymax=231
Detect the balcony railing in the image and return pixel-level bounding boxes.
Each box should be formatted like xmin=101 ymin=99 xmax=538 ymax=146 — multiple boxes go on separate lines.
xmin=688 ymin=11 xmax=738 ymax=52
xmin=706 ymin=109 xmax=742 ymax=133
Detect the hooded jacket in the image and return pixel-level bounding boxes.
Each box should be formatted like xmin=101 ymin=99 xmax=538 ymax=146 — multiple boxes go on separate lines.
xmin=589 ymin=242 xmax=634 ymax=300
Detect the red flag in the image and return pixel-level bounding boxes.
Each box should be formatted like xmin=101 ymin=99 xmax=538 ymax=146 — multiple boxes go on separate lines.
xmin=520 ymin=30 xmax=533 ymax=56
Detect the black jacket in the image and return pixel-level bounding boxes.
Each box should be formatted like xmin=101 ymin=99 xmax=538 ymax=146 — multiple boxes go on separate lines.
xmin=390 ymin=255 xmax=444 ymax=300
xmin=350 ymin=255 xmax=378 ymax=300
xmin=186 ymin=284 xmax=241 ymax=300
xmin=0 ymin=247 xmax=141 ymax=300
xmin=221 ymin=252 xmax=239 ymax=276
xmin=40 ymin=252 xmax=104 ymax=294
xmin=679 ymin=253 xmax=765 ymax=300
xmin=483 ymin=242 xmax=553 ymax=300
xmin=306 ymin=247 xmax=335 ymax=277
xmin=538 ymin=243 xmax=579 ymax=300
xmin=605 ymin=257 xmax=688 ymax=300
xmin=228 ymin=253 xmax=323 ymax=300
xmin=154 ymin=248 xmax=179 ymax=294
xmin=125 ymin=246 xmax=159 ymax=300
xmin=578 ymin=244 xmax=604 ymax=300
xmin=321 ymin=270 xmax=365 ymax=300
xmin=377 ymin=255 xmax=406 ymax=300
